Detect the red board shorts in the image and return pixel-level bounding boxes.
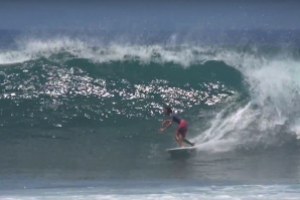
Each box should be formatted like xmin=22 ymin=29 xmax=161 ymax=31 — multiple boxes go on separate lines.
xmin=177 ymin=120 xmax=188 ymax=138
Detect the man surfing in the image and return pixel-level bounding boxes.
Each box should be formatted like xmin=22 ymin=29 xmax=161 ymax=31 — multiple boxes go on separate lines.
xmin=160 ymin=106 xmax=195 ymax=147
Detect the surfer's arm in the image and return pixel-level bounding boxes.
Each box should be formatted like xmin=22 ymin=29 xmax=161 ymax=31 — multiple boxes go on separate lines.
xmin=160 ymin=120 xmax=172 ymax=132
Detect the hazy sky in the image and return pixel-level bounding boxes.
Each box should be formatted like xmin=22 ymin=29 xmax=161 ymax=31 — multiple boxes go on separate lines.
xmin=0 ymin=0 xmax=299 ymax=31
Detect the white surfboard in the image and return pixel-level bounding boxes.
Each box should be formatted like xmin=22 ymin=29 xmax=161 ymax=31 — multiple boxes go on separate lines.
xmin=166 ymin=146 xmax=197 ymax=157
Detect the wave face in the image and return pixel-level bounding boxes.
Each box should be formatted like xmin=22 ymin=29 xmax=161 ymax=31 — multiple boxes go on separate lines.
xmin=1 ymin=32 xmax=300 ymax=184
xmin=1 ymin=36 xmax=300 ymax=139
xmin=0 ymin=38 xmax=245 ymax=128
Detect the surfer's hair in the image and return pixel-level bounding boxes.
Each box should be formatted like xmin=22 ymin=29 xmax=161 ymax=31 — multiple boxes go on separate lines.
xmin=165 ymin=106 xmax=172 ymax=114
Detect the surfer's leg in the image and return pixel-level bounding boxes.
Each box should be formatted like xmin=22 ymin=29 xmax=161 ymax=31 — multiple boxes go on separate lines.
xmin=183 ymin=138 xmax=195 ymax=146
xmin=177 ymin=121 xmax=192 ymax=146
xmin=178 ymin=123 xmax=194 ymax=146
xmin=175 ymin=132 xmax=184 ymax=147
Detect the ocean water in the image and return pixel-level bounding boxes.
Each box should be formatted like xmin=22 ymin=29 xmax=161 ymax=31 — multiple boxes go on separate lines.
xmin=1 ymin=29 xmax=300 ymax=199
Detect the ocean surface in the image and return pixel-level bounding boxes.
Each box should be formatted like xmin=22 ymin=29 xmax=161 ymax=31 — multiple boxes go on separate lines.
xmin=1 ymin=29 xmax=300 ymax=199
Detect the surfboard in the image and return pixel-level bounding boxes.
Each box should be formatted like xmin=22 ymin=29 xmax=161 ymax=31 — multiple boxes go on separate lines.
xmin=166 ymin=146 xmax=197 ymax=158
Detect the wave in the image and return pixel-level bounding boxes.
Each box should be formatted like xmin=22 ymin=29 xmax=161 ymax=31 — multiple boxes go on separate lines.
xmin=1 ymin=37 xmax=300 ymax=152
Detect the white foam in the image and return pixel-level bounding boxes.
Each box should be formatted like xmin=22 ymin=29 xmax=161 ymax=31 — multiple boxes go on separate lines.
xmin=0 ymin=37 xmax=88 ymax=65
xmin=194 ymin=48 xmax=300 ymax=152
xmin=1 ymin=184 xmax=299 ymax=200
xmin=0 ymin=37 xmax=213 ymax=65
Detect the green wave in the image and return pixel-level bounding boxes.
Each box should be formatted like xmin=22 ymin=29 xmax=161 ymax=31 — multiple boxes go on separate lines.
xmin=0 ymin=56 xmax=245 ymax=128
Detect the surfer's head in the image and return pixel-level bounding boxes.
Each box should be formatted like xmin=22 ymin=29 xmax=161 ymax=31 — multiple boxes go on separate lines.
xmin=164 ymin=106 xmax=172 ymax=115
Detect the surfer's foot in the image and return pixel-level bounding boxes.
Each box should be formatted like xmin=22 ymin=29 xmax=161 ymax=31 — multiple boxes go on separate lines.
xmin=187 ymin=140 xmax=195 ymax=146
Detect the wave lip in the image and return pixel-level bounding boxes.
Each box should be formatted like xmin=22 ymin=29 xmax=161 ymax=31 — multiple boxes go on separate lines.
xmin=0 ymin=37 xmax=224 ymax=66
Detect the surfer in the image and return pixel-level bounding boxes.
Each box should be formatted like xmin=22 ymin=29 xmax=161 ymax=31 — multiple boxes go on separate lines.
xmin=160 ymin=106 xmax=194 ymax=147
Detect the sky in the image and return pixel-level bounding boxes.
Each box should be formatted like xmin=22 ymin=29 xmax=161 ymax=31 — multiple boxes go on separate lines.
xmin=0 ymin=0 xmax=299 ymax=31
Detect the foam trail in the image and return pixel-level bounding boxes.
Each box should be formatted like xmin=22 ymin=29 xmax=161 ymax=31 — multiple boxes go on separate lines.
xmin=194 ymin=103 xmax=259 ymax=152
